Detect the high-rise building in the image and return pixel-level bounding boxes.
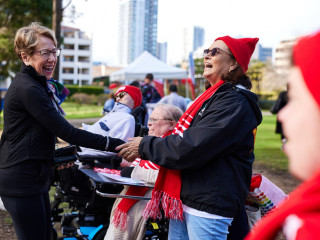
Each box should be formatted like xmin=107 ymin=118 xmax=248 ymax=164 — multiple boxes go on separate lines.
xmin=59 ymin=26 xmax=93 ymax=85
xmin=274 ymin=38 xmax=296 ymax=74
xmin=251 ymin=44 xmax=273 ymax=62
xmin=156 ymin=42 xmax=167 ymax=63
xmin=118 ymin=0 xmax=158 ymax=65
xmin=193 ymin=26 xmax=205 ymax=51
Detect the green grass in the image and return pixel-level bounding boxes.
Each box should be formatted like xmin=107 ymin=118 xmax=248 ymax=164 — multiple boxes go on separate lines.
xmin=62 ymin=102 xmax=102 ymax=119
xmin=254 ymin=115 xmax=288 ymax=171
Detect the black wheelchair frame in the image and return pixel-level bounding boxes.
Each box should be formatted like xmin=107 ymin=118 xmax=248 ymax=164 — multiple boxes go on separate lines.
xmin=51 ymin=146 xmax=168 ymax=240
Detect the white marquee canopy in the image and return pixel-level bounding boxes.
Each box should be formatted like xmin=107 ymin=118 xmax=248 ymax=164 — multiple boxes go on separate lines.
xmin=110 ymin=51 xmax=188 ymax=84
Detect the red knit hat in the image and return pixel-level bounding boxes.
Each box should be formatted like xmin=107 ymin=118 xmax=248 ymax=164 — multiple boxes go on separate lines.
xmin=215 ymin=36 xmax=259 ymax=73
xmin=116 ymin=85 xmax=142 ymax=109
xmin=293 ymin=31 xmax=320 ymax=109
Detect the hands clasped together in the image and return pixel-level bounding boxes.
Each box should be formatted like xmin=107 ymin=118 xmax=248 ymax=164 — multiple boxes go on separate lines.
xmin=116 ymin=137 xmax=143 ymax=162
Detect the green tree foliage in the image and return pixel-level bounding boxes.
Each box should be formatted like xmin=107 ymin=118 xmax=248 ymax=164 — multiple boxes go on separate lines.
xmin=0 ymin=0 xmax=52 ymax=78
xmin=194 ymin=58 xmax=204 ymax=76
xmin=247 ymin=60 xmax=265 ymax=94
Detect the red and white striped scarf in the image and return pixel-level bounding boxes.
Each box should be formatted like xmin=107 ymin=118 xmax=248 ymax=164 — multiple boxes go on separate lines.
xmin=112 ymin=131 xmax=171 ymax=230
xmin=142 ymin=80 xmax=225 ymax=221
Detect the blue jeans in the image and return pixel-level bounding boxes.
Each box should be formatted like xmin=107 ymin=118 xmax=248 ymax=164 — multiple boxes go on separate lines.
xmin=168 ymin=211 xmax=233 ymax=240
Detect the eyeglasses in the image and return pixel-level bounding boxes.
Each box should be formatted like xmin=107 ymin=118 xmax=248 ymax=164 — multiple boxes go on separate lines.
xmin=116 ymin=91 xmax=127 ymax=99
xmin=35 ymin=48 xmax=61 ymax=59
xmin=203 ymin=48 xmax=234 ymax=58
xmin=148 ymin=118 xmax=172 ymax=124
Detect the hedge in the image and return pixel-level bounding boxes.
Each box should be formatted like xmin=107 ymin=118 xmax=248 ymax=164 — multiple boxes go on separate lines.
xmin=65 ymin=85 xmax=104 ymax=97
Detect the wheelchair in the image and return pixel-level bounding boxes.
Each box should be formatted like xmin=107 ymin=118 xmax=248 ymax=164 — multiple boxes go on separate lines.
xmin=51 ymin=145 xmax=168 ymax=240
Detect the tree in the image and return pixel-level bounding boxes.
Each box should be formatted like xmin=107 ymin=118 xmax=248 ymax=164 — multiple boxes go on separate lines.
xmin=247 ymin=60 xmax=265 ymax=96
xmin=0 ymin=0 xmax=52 ymax=78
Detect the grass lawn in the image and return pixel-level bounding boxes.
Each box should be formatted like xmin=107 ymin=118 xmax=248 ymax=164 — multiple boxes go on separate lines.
xmin=254 ymin=114 xmax=288 ymax=171
xmin=63 ymin=102 xmax=102 ymax=119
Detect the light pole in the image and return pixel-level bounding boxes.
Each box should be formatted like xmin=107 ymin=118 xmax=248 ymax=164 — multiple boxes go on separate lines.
xmin=78 ymin=63 xmax=82 ymax=87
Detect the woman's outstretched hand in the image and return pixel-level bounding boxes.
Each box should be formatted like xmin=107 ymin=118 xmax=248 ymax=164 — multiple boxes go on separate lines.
xmin=117 ymin=137 xmax=143 ymax=162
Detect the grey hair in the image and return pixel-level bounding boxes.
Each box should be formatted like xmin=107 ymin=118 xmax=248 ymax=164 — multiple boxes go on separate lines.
xmin=154 ymin=104 xmax=184 ymax=122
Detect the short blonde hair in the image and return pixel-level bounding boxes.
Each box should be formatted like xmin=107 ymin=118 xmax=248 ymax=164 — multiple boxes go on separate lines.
xmin=14 ymin=22 xmax=57 ymax=60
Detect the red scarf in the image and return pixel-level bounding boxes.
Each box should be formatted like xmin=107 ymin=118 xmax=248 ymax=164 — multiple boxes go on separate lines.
xmin=245 ymin=169 xmax=320 ymax=240
xmin=142 ymin=80 xmax=225 ymax=221
xmin=112 ymin=131 xmax=171 ymax=230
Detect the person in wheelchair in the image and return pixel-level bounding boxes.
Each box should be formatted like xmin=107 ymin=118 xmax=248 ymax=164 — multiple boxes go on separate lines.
xmin=104 ymin=104 xmax=183 ymax=240
xmin=78 ymin=85 xmax=143 ymax=163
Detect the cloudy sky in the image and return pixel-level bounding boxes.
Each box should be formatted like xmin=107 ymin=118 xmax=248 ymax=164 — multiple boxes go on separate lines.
xmin=62 ymin=0 xmax=320 ymax=65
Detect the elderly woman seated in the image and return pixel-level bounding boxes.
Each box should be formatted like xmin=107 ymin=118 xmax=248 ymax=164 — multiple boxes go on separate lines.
xmin=104 ymin=104 xmax=183 ymax=240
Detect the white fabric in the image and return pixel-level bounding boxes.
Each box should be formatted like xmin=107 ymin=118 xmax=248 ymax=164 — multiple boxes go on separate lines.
xmin=157 ymin=92 xmax=187 ymax=112
xmin=0 ymin=198 xmax=6 ymax=211
xmin=182 ymin=204 xmax=233 ymax=220
xmin=110 ymin=51 xmax=188 ymax=83
xmin=79 ymin=103 xmax=135 ymax=157
xmin=131 ymin=164 xmax=159 ymax=184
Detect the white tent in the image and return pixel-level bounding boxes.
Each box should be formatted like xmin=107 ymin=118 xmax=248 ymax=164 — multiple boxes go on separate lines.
xmin=110 ymin=51 xmax=188 ymax=84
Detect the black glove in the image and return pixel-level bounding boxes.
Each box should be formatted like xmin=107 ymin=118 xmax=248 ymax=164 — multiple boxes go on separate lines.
xmin=106 ymin=137 xmax=126 ymax=153
xmin=120 ymin=167 xmax=134 ymax=178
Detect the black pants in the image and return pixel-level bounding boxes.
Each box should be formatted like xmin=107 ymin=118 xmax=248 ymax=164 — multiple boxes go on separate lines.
xmin=1 ymin=192 xmax=51 ymax=240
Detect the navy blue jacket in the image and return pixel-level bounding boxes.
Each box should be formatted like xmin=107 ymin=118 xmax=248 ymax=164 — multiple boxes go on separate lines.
xmin=139 ymin=83 xmax=262 ymax=218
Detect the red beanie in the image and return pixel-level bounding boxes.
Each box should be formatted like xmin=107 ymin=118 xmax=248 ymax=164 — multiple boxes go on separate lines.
xmin=215 ymin=36 xmax=259 ymax=73
xmin=293 ymin=31 xmax=320 ymax=109
xmin=116 ymin=85 xmax=142 ymax=109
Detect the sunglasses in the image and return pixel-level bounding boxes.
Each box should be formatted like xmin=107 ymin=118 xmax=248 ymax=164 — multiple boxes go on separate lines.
xmin=203 ymin=48 xmax=234 ymax=58
xmin=116 ymin=91 xmax=127 ymax=99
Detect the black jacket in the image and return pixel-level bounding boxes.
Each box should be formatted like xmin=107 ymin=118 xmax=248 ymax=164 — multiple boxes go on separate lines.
xmin=139 ymin=83 xmax=262 ymax=218
xmin=0 ymin=64 xmax=108 ymax=168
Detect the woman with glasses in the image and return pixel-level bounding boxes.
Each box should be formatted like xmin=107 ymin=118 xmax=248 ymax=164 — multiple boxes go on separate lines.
xmin=0 ymin=22 xmax=123 ymax=240
xmin=105 ymin=104 xmax=183 ymax=240
xmin=117 ymin=36 xmax=262 ymax=240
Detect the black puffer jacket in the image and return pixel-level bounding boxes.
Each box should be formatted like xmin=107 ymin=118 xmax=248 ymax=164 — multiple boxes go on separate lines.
xmin=139 ymin=83 xmax=262 ymax=218
xmin=0 ymin=63 xmax=108 ymax=168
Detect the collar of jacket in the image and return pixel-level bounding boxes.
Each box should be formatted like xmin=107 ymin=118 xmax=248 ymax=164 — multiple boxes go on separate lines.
xmin=20 ymin=62 xmax=48 ymax=89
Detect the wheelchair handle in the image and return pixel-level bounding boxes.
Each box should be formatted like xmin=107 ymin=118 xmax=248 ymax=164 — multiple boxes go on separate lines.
xmin=96 ymin=190 xmax=151 ymax=200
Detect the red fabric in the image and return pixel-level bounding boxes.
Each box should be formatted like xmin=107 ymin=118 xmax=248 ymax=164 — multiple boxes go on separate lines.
xmin=143 ymin=80 xmax=225 ymax=221
xmin=245 ymin=169 xmax=320 ymax=240
xmin=154 ymin=79 xmax=164 ymax=97
xmin=181 ymin=78 xmax=196 ymax=100
xmin=94 ymin=167 xmax=120 ymax=175
xmin=215 ymin=36 xmax=259 ymax=73
xmin=293 ymin=31 xmax=320 ymax=109
xmin=112 ymin=131 xmax=172 ymax=229
xmin=250 ymin=174 xmax=262 ymax=192
xmin=116 ymin=85 xmax=142 ymax=109
xmin=109 ymin=83 xmax=118 ymax=89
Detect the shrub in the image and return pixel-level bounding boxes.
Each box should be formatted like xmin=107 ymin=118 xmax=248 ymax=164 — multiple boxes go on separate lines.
xmin=69 ymin=93 xmax=109 ymax=105
xmin=65 ymin=85 xmax=104 ymax=97
xmin=259 ymin=100 xmax=276 ymax=110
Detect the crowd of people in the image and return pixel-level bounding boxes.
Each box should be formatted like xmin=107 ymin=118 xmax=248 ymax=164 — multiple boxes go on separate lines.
xmin=0 ymin=21 xmax=320 ymax=240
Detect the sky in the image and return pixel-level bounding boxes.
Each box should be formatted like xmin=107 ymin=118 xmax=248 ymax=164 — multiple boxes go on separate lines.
xmin=62 ymin=0 xmax=320 ymax=66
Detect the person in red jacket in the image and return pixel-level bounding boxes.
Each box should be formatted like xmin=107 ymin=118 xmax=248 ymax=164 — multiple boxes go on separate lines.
xmin=245 ymin=31 xmax=320 ymax=240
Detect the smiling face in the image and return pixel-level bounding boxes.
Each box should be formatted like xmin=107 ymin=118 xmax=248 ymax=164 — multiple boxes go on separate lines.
xmin=278 ymin=67 xmax=320 ymax=180
xmin=21 ymin=36 xmax=57 ymax=80
xmin=116 ymin=91 xmax=135 ymax=109
xmin=203 ymin=40 xmax=237 ymax=86
xmin=147 ymin=106 xmax=175 ymax=137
